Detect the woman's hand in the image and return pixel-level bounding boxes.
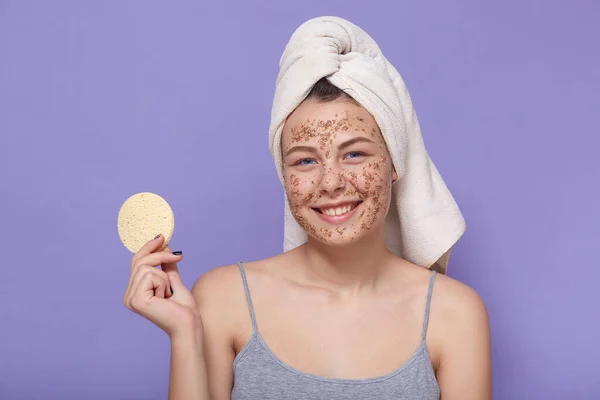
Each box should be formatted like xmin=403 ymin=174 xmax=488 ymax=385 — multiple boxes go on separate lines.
xmin=123 ymin=234 xmax=200 ymax=338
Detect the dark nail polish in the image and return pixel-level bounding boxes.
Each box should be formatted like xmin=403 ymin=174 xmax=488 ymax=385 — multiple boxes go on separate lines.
xmin=172 ymin=251 xmax=182 ymax=255
xmin=154 ymin=234 xmax=161 ymax=240
xmin=170 ymin=285 xmax=174 ymax=295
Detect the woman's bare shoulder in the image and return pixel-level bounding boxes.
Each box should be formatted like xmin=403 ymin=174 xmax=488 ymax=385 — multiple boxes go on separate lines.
xmin=396 ymin=262 xmax=488 ymax=332
xmin=430 ymin=272 xmax=488 ymax=319
xmin=188 ymin=264 xmax=245 ymax=336
xmin=397 ymin=260 xmax=484 ymax=306
xmin=190 ymin=253 xmax=286 ymax=308
xmin=426 ymin=270 xmax=490 ymax=354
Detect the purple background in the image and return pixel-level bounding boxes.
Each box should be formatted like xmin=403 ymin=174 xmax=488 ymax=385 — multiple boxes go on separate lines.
xmin=1 ymin=1 xmax=598 ymax=399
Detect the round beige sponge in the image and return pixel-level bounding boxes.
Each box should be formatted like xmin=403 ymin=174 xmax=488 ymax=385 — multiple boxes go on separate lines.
xmin=117 ymin=192 xmax=175 ymax=253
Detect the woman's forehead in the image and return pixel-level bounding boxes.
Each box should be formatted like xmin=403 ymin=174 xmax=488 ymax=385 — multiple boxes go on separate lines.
xmin=282 ymin=99 xmax=382 ymax=145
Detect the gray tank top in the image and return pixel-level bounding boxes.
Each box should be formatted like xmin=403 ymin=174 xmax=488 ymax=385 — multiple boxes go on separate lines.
xmin=231 ymin=262 xmax=440 ymax=400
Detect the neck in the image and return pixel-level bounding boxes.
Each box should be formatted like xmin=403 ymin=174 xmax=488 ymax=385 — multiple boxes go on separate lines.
xmin=298 ymin=229 xmax=395 ymax=294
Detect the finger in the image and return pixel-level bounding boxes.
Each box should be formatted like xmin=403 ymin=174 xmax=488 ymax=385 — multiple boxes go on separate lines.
xmin=161 ymin=250 xmax=184 ymax=293
xmin=126 ymin=249 xmax=181 ymax=298
xmin=126 ymin=266 xmax=171 ymax=307
xmin=132 ymin=251 xmax=183 ymax=275
xmin=125 ymin=266 xmax=152 ymax=309
xmin=128 ymin=269 xmax=169 ymax=312
xmin=126 ymin=255 xmax=175 ymax=302
xmin=155 ymin=244 xmax=179 ymax=297
xmin=130 ymin=233 xmax=165 ymax=268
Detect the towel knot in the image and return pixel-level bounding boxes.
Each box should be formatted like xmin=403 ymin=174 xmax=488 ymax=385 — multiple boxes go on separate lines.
xmin=276 ymin=18 xmax=382 ymax=84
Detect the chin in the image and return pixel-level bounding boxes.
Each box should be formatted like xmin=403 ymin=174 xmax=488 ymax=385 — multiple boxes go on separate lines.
xmin=299 ymin=215 xmax=379 ymax=248
xmin=314 ymin=234 xmax=360 ymax=248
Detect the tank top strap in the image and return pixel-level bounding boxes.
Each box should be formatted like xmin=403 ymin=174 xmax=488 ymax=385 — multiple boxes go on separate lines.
xmin=421 ymin=270 xmax=437 ymax=341
xmin=237 ymin=261 xmax=258 ymax=332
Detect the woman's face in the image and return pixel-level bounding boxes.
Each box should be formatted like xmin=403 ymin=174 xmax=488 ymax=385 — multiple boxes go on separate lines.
xmin=281 ymin=98 xmax=398 ymax=247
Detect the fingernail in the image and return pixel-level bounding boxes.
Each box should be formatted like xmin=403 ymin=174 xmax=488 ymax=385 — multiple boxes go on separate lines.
xmin=172 ymin=251 xmax=182 ymax=255
xmin=170 ymin=285 xmax=174 ymax=295
xmin=154 ymin=234 xmax=161 ymax=240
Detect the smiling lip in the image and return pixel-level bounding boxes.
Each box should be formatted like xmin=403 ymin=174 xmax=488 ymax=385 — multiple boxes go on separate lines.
xmin=312 ymin=201 xmax=362 ymax=225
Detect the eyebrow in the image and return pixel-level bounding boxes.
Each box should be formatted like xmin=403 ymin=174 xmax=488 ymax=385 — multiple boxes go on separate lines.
xmin=338 ymin=137 xmax=375 ymax=150
xmin=285 ymin=137 xmax=375 ymax=157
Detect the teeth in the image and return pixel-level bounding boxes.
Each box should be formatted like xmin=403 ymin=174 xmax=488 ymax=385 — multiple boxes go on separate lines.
xmin=322 ymin=204 xmax=354 ymax=216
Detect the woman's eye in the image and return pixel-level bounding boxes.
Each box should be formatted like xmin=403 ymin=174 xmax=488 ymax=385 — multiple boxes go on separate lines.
xmin=345 ymin=151 xmax=364 ymax=159
xmin=295 ymin=158 xmax=316 ymax=166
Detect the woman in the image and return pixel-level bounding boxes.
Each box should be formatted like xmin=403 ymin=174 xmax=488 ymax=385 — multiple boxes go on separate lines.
xmin=123 ymin=16 xmax=491 ymax=400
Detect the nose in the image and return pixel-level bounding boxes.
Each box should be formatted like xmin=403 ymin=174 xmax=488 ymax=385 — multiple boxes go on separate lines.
xmin=318 ymin=164 xmax=346 ymax=196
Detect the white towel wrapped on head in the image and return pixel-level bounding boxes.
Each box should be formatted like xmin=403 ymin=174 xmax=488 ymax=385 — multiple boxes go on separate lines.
xmin=268 ymin=16 xmax=466 ymax=274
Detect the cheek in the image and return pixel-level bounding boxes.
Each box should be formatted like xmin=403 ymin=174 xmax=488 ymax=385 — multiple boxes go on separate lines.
xmin=284 ymin=172 xmax=320 ymax=204
xmin=284 ymin=172 xmax=330 ymax=240
xmin=351 ymin=156 xmax=393 ymax=225
xmin=283 ymin=173 xmax=300 ymax=198
xmin=349 ymin=155 xmax=392 ymax=195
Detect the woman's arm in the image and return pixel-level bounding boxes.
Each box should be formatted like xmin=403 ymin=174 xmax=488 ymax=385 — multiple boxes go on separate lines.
xmin=166 ymin=266 xmax=237 ymax=400
xmin=190 ymin=266 xmax=239 ymax=400
xmin=169 ymin=324 xmax=210 ymax=400
xmin=435 ymin=282 xmax=492 ymax=399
